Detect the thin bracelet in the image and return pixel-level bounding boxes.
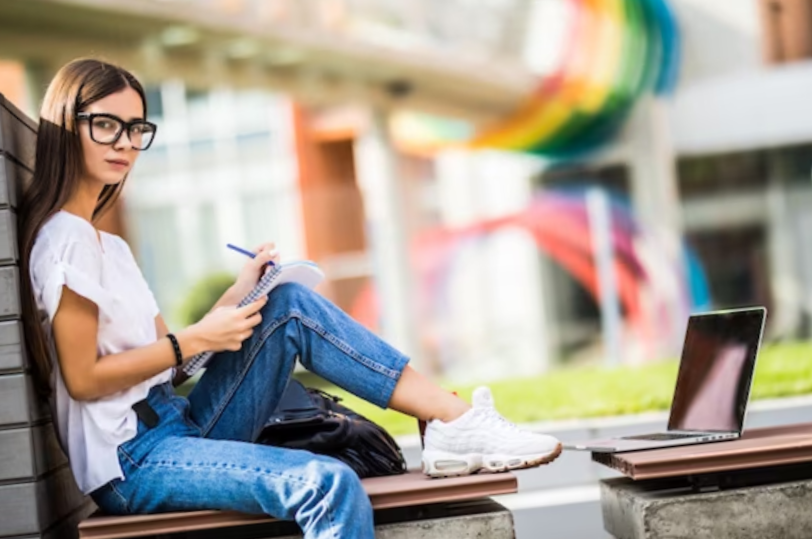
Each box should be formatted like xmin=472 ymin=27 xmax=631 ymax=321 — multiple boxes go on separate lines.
xmin=166 ymin=333 xmax=183 ymax=367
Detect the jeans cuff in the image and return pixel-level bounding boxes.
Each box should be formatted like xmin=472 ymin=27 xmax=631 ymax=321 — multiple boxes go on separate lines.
xmin=373 ymin=354 xmax=409 ymax=410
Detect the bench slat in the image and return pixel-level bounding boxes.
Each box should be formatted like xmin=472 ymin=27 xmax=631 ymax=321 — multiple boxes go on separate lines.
xmin=0 ymin=265 xmax=21 ymax=320
xmin=0 ymin=373 xmax=50 ymax=427
xmin=0 ymin=208 xmax=18 ymax=264
xmin=77 ymin=471 xmax=518 ymax=539
xmin=0 ymin=320 xmax=26 ymax=373
xmin=592 ymin=422 xmax=812 ymax=479
xmin=0 ymin=154 xmax=29 ymax=209
xmin=0 ymin=424 xmax=68 ymax=483
xmin=0 ymin=465 xmax=89 ymax=537
xmin=0 ymin=95 xmax=37 ymax=170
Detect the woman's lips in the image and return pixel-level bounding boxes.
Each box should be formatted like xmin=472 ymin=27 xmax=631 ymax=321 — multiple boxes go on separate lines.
xmin=106 ymin=159 xmax=129 ymax=169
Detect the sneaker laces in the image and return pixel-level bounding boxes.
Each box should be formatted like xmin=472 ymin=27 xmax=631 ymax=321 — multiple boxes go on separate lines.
xmin=477 ymin=406 xmax=524 ymax=435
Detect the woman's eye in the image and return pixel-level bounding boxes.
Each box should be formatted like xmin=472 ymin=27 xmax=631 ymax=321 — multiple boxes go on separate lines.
xmin=94 ymin=120 xmax=114 ymax=130
xmin=131 ymin=124 xmax=144 ymax=134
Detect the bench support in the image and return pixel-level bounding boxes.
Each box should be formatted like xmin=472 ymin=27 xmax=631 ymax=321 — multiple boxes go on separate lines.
xmin=248 ymin=500 xmax=515 ymax=539
xmin=600 ymin=472 xmax=812 ymax=539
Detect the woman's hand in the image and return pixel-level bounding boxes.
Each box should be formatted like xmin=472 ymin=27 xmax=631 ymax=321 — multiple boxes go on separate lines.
xmin=228 ymin=242 xmax=281 ymax=302
xmin=183 ymin=296 xmax=268 ymax=353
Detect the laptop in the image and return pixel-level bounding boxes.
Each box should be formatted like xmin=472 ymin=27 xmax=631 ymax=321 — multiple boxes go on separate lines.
xmin=564 ymin=307 xmax=766 ymax=453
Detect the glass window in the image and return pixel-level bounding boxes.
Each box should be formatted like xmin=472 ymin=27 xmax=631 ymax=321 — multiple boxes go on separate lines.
xmin=144 ymin=86 xmax=164 ymax=118
xmin=198 ymin=203 xmax=221 ymax=270
xmin=678 ymin=151 xmax=768 ymax=200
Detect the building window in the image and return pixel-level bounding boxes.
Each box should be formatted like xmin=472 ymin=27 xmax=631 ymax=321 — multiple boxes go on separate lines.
xmin=678 ymin=151 xmax=769 ymax=201
xmin=144 ymin=86 xmax=164 ymax=118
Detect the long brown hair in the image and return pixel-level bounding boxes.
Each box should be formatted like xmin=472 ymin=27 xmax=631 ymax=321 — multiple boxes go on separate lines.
xmin=18 ymin=58 xmax=148 ymax=397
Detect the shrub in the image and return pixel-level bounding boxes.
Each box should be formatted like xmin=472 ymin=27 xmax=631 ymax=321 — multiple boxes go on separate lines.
xmin=176 ymin=272 xmax=236 ymax=325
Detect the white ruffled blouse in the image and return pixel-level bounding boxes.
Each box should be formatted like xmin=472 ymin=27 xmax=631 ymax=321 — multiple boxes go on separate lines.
xmin=29 ymin=210 xmax=172 ymax=494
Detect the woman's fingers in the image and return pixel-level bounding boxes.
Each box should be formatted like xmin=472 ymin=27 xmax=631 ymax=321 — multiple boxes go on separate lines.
xmin=243 ymin=312 xmax=263 ymax=329
xmin=254 ymin=249 xmax=278 ymax=267
xmin=253 ymin=242 xmax=275 ymax=254
xmin=233 ymin=298 xmax=266 ymax=323
xmin=252 ymin=242 xmax=279 ymax=267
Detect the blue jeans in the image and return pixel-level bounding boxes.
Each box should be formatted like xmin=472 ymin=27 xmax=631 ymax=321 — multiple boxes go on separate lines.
xmin=90 ymin=283 xmax=410 ymax=539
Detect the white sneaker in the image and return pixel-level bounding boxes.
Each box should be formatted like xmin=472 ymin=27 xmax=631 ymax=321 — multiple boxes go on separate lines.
xmin=422 ymin=387 xmax=562 ymax=477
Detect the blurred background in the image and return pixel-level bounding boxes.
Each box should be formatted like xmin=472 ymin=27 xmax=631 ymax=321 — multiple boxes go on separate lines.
xmin=4 ymin=0 xmax=812 ymax=537
xmin=3 ymin=0 xmax=812 ymax=410
xmin=3 ymin=0 xmax=812 ymax=421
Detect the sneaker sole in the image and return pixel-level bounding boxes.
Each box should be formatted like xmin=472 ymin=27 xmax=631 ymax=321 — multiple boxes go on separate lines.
xmin=422 ymin=443 xmax=563 ymax=478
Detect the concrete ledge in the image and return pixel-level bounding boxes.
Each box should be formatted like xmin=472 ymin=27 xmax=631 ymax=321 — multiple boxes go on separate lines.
xmin=227 ymin=500 xmax=515 ymax=539
xmin=600 ymin=476 xmax=812 ymax=539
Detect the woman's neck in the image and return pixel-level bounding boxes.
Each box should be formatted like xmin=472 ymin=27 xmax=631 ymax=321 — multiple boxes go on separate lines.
xmin=62 ymin=179 xmax=104 ymax=223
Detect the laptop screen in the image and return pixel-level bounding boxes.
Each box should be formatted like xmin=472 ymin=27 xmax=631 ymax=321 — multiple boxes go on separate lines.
xmin=667 ymin=308 xmax=766 ymax=433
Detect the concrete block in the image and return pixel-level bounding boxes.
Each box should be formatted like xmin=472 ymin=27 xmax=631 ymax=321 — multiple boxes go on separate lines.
xmin=0 ymin=373 xmax=50 ymax=427
xmin=202 ymin=500 xmax=516 ymax=539
xmin=0 ymin=424 xmax=67 ymax=482
xmin=0 ymin=265 xmax=21 ymax=320
xmin=600 ymin=476 xmax=812 ymax=539
xmin=0 ymin=320 xmax=26 ymax=373
xmin=0 ymin=97 xmax=37 ymax=170
xmin=0 ymin=465 xmax=89 ymax=537
xmin=0 ymin=208 xmax=17 ymax=264
xmin=373 ymin=509 xmax=514 ymax=539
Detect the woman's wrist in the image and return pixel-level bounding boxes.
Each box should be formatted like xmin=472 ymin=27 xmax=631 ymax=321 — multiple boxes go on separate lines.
xmin=175 ymin=327 xmax=204 ymax=359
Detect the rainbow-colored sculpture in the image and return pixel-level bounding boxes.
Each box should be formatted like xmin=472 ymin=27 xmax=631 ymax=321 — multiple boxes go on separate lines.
xmin=350 ymin=189 xmax=709 ymax=363
xmin=392 ymin=0 xmax=680 ymax=157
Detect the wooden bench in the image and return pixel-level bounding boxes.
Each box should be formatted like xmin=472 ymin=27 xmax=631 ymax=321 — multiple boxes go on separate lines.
xmin=592 ymin=422 xmax=812 ymax=539
xmin=0 ymin=92 xmax=519 ymax=539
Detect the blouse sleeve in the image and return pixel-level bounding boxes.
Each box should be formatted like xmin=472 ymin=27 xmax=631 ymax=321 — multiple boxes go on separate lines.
xmin=35 ymin=240 xmax=114 ymax=323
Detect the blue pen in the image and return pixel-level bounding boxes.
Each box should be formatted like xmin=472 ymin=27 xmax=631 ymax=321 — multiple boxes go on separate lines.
xmin=227 ymin=243 xmax=276 ymax=266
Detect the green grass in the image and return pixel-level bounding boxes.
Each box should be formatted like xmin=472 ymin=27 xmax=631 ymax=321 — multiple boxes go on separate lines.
xmin=304 ymin=340 xmax=812 ymax=437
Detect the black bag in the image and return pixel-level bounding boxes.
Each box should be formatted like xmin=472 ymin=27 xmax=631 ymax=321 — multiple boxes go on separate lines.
xmin=256 ymin=380 xmax=408 ymax=479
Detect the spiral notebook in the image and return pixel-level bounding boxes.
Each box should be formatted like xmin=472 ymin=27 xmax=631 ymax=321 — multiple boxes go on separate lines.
xmin=180 ymin=261 xmax=325 ymax=376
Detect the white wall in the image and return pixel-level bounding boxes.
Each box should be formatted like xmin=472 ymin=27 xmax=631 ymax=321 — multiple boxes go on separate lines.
xmin=673 ymin=0 xmax=764 ymax=85
xmin=668 ymin=60 xmax=812 ymax=155
xmin=656 ymin=0 xmax=812 ymax=156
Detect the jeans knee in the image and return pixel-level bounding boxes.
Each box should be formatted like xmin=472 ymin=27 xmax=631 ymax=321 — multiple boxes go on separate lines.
xmin=267 ymin=282 xmax=313 ymax=311
xmin=292 ymin=458 xmax=372 ymax=536
xmin=311 ymin=459 xmax=369 ymax=511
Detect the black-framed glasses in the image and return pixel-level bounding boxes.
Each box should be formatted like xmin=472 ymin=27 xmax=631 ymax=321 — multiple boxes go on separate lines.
xmin=76 ymin=112 xmax=157 ymax=151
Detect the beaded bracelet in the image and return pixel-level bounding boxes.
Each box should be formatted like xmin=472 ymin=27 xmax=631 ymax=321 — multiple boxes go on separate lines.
xmin=166 ymin=333 xmax=183 ymax=367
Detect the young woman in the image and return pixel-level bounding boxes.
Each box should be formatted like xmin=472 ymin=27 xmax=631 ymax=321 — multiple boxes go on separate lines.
xmin=18 ymin=58 xmax=561 ymax=539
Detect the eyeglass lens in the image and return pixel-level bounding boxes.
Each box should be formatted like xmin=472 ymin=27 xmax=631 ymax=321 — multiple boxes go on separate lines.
xmin=90 ymin=116 xmax=155 ymax=149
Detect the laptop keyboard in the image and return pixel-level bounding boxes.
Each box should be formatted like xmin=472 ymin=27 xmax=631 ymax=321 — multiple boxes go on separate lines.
xmin=620 ymin=432 xmax=702 ymax=441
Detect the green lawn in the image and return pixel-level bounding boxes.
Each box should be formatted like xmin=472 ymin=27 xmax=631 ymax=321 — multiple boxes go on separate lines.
xmin=301 ymin=340 xmax=812 ymax=437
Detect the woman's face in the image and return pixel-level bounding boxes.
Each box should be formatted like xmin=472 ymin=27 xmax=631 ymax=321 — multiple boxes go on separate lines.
xmin=77 ymin=87 xmax=145 ymax=187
